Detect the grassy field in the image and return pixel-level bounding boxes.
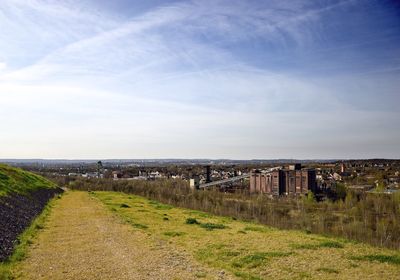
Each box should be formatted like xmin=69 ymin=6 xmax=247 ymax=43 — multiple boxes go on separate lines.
xmin=0 ymin=164 xmax=56 ymax=197
xmin=10 ymin=191 xmax=225 ymax=280
xmin=92 ymin=191 xmax=400 ymax=280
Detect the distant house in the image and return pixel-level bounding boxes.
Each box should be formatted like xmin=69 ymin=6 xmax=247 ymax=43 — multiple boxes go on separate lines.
xmin=82 ymin=172 xmax=99 ymax=178
xmin=112 ymin=171 xmax=122 ymax=180
xmin=332 ymin=173 xmax=342 ymax=181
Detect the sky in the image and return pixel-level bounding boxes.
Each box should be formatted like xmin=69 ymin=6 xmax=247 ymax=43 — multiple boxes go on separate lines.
xmin=0 ymin=0 xmax=399 ymax=159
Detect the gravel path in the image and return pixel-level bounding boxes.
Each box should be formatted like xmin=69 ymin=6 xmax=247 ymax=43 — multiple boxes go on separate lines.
xmin=14 ymin=191 xmax=229 ymax=280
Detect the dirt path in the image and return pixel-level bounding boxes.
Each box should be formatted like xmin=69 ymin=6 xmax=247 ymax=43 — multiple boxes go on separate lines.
xmin=14 ymin=191 xmax=228 ymax=280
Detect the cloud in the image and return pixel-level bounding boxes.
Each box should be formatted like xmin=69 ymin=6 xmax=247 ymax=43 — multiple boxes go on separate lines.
xmin=0 ymin=0 xmax=399 ymax=158
xmin=0 ymin=0 xmax=336 ymax=80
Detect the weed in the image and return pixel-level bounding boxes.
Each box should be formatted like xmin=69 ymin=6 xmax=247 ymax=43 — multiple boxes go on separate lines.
xmin=35 ymin=224 xmax=44 ymax=230
xmin=350 ymin=254 xmax=400 ymax=265
xmin=186 ymin=218 xmax=200 ymax=224
xmin=131 ymin=223 xmax=148 ymax=229
xmin=298 ymin=272 xmax=312 ymax=279
xmin=291 ymin=241 xmax=343 ymax=250
xmin=232 ymin=252 xmax=292 ymax=269
xmin=122 ymin=217 xmax=149 ymax=229
xmin=243 ymin=226 xmax=269 ymax=233
xmin=163 ymin=231 xmax=185 ymax=237
xmin=200 ymin=223 xmax=226 ymax=231
xmin=224 ymin=250 xmax=241 ymax=257
xmin=319 ymin=241 xmax=344 ymax=248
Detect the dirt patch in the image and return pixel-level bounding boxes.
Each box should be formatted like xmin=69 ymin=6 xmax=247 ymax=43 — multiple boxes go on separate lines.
xmin=0 ymin=188 xmax=63 ymax=261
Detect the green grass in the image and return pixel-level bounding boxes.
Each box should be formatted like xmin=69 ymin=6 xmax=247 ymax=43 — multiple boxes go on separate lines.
xmin=0 ymin=195 xmax=61 ymax=279
xmin=232 ymin=252 xmax=292 ymax=269
xmin=90 ymin=191 xmax=400 ymax=280
xmin=163 ymin=231 xmax=186 ymax=237
xmin=350 ymin=254 xmax=400 ymax=265
xmin=291 ymin=240 xmax=344 ymax=250
xmin=121 ymin=217 xmax=149 ymax=229
xmin=243 ymin=226 xmax=271 ymax=233
xmin=199 ymin=223 xmax=227 ymax=231
xmin=185 ymin=218 xmax=226 ymax=231
xmin=0 ymin=164 xmax=56 ymax=197
xmin=148 ymin=200 xmax=174 ymax=210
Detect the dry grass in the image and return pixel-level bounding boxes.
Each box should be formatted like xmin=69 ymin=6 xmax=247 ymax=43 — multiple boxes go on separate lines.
xmin=93 ymin=191 xmax=400 ymax=280
xmin=12 ymin=191 xmax=226 ymax=280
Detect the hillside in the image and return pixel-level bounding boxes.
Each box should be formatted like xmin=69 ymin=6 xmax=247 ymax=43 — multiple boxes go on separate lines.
xmin=0 ymin=164 xmax=62 ymax=263
xmin=0 ymin=164 xmax=57 ymax=197
xmin=11 ymin=191 xmax=400 ymax=280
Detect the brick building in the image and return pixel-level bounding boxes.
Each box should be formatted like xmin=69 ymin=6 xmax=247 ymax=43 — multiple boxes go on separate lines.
xmin=250 ymin=165 xmax=316 ymax=195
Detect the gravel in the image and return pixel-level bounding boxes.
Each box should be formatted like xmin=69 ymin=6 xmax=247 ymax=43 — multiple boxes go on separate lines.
xmin=0 ymin=188 xmax=63 ymax=261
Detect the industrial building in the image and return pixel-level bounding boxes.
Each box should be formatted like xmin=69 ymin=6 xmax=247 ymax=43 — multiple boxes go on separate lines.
xmin=250 ymin=164 xmax=316 ymax=195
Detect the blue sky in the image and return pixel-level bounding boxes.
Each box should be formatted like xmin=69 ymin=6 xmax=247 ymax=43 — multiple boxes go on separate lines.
xmin=0 ymin=0 xmax=399 ymax=159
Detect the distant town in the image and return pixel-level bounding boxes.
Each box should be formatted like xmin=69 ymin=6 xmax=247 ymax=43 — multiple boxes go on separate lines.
xmin=2 ymin=159 xmax=399 ymax=199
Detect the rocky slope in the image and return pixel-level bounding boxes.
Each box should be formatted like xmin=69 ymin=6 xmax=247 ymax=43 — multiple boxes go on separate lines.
xmin=0 ymin=165 xmax=62 ymax=261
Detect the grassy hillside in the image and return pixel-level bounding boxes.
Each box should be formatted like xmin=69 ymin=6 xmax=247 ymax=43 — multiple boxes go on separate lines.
xmin=92 ymin=191 xmax=400 ymax=280
xmin=0 ymin=164 xmax=56 ymax=197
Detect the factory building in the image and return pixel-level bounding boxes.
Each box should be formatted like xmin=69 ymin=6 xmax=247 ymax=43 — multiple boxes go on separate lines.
xmin=250 ymin=164 xmax=316 ymax=195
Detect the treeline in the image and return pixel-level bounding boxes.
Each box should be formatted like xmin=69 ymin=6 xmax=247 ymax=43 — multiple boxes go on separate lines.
xmin=64 ymin=178 xmax=400 ymax=249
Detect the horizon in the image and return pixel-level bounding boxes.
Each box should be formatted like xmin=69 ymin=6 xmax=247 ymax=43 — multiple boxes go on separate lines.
xmin=1 ymin=157 xmax=399 ymax=162
xmin=1 ymin=0 xmax=400 ymax=159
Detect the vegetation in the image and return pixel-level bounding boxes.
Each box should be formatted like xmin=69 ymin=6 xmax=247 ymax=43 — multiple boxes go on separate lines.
xmin=91 ymin=191 xmax=400 ymax=280
xmin=0 ymin=196 xmax=60 ymax=280
xmin=68 ymin=178 xmax=400 ymax=249
xmin=0 ymin=164 xmax=57 ymax=197
xmin=350 ymin=254 xmax=400 ymax=265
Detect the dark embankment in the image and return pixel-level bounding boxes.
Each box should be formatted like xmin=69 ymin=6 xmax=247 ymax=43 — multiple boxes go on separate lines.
xmin=0 ymin=164 xmax=63 ymax=261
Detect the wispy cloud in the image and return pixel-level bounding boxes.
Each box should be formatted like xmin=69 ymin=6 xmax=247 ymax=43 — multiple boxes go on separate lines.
xmin=0 ymin=0 xmax=399 ymax=158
